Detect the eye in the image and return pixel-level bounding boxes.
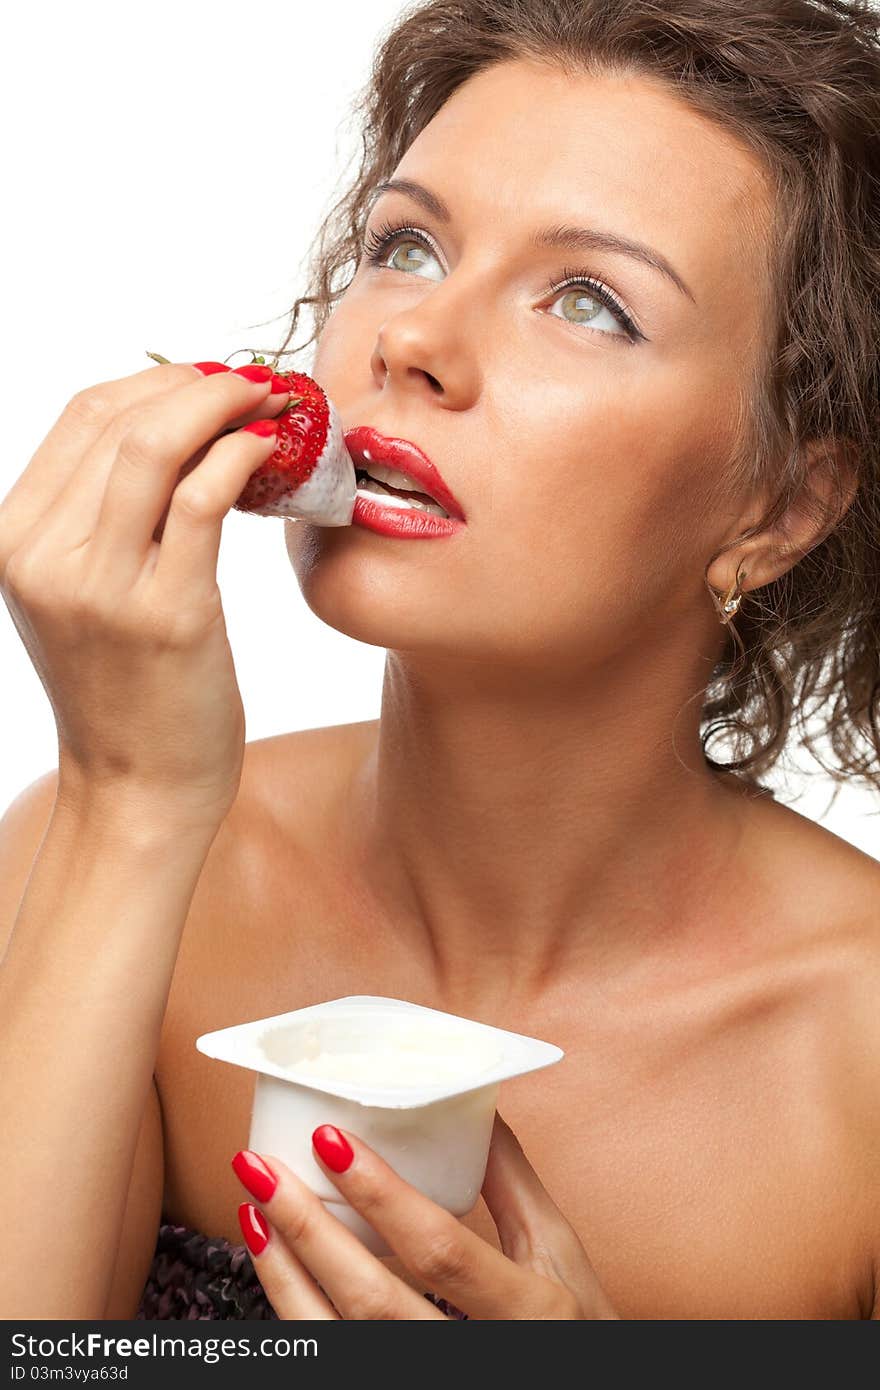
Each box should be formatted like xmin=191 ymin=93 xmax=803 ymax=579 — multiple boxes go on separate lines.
xmin=361 ymin=220 xmax=643 ymax=342
xmin=362 ymin=221 xmax=445 ymax=281
xmin=545 ymin=277 xmax=636 ymax=340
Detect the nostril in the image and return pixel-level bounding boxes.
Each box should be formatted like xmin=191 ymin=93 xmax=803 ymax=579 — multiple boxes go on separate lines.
xmin=426 ymin=372 xmax=443 ymax=394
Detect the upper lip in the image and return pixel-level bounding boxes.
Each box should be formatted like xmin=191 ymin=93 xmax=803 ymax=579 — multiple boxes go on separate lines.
xmin=343 ymin=426 xmax=465 ymax=521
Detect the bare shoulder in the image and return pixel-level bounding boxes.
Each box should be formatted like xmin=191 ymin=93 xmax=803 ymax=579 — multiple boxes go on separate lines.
xmin=715 ymin=785 xmax=880 ymax=1313
xmin=757 ymin=797 xmax=880 ymax=1272
xmin=734 ymin=782 xmax=880 ymax=934
xmin=240 ymin=719 xmax=379 ymax=832
xmin=168 ymin=717 xmax=379 ymax=948
xmin=155 ymin=716 xmax=380 ymax=1086
xmin=757 ymin=792 xmax=880 ymax=1014
xmin=815 ymin=840 xmax=880 ymax=1317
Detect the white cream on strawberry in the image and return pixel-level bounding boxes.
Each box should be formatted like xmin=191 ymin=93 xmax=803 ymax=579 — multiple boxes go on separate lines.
xmin=249 ymin=396 xmax=357 ymax=527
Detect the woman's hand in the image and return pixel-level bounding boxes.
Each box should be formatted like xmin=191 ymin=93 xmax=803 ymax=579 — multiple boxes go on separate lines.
xmin=0 ymin=360 xmax=290 ymax=834
xmin=231 ymin=1112 xmax=620 ymax=1320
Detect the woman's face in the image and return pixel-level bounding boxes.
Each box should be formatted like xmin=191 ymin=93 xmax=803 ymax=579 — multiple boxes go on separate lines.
xmin=285 ymin=58 xmax=774 ymax=676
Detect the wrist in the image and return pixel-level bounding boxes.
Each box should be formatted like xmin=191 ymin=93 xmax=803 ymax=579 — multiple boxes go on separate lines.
xmin=53 ymin=774 xmax=227 ymax=853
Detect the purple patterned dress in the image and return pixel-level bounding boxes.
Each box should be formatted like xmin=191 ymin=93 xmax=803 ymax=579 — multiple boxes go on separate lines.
xmin=136 ymin=1221 xmax=467 ymax=1320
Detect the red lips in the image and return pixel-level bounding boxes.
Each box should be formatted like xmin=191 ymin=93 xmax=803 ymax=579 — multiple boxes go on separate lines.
xmin=343 ymin=426 xmax=465 ymax=521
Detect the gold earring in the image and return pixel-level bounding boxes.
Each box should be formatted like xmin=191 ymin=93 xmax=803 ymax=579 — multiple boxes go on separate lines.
xmin=713 ymin=559 xmax=749 ymax=625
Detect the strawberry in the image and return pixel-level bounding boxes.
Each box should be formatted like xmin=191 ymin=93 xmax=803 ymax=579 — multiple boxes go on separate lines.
xmin=147 ymin=351 xmax=357 ymax=526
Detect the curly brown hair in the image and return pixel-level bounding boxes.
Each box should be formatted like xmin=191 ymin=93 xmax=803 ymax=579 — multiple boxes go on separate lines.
xmin=252 ymin=0 xmax=880 ymax=804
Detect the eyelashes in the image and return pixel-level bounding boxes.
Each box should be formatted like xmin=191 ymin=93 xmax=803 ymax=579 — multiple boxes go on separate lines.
xmin=362 ymin=220 xmax=444 ymax=283
xmin=541 ymin=265 xmax=642 ymax=342
xmin=360 ymin=218 xmax=644 ymax=343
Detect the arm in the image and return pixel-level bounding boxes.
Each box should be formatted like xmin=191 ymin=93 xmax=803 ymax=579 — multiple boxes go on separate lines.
xmin=0 ymin=358 xmax=291 ymax=1318
xmin=0 ymin=773 xmax=218 ymax=1319
xmin=0 ymin=359 xmax=294 ymax=1317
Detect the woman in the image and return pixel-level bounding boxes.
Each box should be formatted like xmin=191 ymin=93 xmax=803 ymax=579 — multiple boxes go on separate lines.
xmin=1 ymin=0 xmax=879 ymax=1321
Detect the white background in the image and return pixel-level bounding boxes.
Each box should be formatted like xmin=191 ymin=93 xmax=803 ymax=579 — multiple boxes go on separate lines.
xmin=2 ymin=0 xmax=878 ymax=859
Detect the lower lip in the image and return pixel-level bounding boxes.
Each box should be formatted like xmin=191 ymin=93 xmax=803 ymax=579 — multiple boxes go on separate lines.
xmin=351 ymin=491 xmax=466 ymax=539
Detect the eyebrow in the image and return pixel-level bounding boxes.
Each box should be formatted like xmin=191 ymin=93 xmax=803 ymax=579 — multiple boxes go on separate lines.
xmin=370 ymin=177 xmax=696 ymax=305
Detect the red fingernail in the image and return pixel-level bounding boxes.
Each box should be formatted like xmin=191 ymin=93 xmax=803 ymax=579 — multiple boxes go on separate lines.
xmin=192 ymin=361 xmax=231 ymax=376
xmin=238 ymin=1202 xmax=270 ymax=1256
xmin=270 ymin=374 xmax=291 ymax=395
xmin=233 ymin=364 xmax=273 ymax=383
xmin=241 ymin=418 xmax=279 ymax=437
xmin=312 ymin=1124 xmax=354 ymax=1173
xmin=232 ymin=1149 xmax=278 ymax=1201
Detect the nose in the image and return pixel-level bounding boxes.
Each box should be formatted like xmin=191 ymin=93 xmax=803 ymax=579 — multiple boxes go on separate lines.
xmin=369 ymin=288 xmax=481 ymax=410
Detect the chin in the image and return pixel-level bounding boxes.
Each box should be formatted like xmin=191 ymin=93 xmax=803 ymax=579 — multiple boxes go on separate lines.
xmin=282 ymin=518 xmax=427 ymax=650
xmin=283 ymin=518 xmax=487 ymax=657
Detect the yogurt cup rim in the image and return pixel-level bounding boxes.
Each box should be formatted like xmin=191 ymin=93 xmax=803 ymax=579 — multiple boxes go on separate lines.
xmin=195 ymin=994 xmax=564 ymax=1109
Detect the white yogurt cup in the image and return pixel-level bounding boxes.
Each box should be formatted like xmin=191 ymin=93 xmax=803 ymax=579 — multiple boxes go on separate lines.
xmin=196 ymin=995 xmax=564 ymax=1256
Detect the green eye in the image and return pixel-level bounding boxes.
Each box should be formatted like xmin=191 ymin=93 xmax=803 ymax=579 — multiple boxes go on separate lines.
xmin=389 ymin=242 xmax=431 ymax=273
xmin=558 ymin=288 xmax=604 ymax=324
xmin=368 ymin=227 xmax=444 ymax=282
xmin=548 ymin=284 xmax=628 ymax=337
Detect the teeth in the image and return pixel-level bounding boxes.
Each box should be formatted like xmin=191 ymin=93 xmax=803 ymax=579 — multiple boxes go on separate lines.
xmin=356 ymin=453 xmax=451 ymax=513
xmin=356 ymin=477 xmax=449 ymax=518
xmin=359 ymin=458 xmax=423 ymax=492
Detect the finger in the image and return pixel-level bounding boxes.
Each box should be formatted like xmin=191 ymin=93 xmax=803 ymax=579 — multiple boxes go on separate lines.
xmin=482 ymin=1114 xmax=618 ymax=1317
xmin=232 ymin=1152 xmax=446 ymax=1321
xmin=238 ymin=1203 xmax=340 ymax=1320
xmin=481 ymin=1112 xmax=579 ymax=1258
xmin=0 ymin=363 xmax=203 ymax=550
xmin=307 ymin=1125 xmax=551 ymax=1319
xmin=190 ymin=363 xmax=293 ymax=439
xmin=32 ymin=365 xmax=288 ymax=568
xmin=148 ymin=421 xmax=282 ymax=601
xmin=82 ymin=368 xmax=278 ymax=585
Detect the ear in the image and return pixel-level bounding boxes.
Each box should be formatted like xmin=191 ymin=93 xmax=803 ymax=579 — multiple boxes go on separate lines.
xmin=706 ymin=436 xmax=859 ymax=596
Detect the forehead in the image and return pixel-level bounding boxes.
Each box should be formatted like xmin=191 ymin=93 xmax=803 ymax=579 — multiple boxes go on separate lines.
xmin=394 ymin=58 xmax=775 ymax=313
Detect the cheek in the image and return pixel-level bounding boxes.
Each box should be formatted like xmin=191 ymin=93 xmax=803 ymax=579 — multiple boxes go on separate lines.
xmin=310 ymin=289 xmax=373 ymax=397
xmin=486 ymin=395 xmax=730 ymax=637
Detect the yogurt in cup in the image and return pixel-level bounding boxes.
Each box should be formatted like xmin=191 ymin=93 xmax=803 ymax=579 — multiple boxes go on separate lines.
xmin=196 ymin=995 xmax=564 ymax=1256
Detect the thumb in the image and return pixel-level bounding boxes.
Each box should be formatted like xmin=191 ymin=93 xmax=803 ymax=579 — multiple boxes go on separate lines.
xmin=481 ymin=1111 xmax=575 ymax=1258
xmin=482 ymin=1113 xmax=619 ymax=1317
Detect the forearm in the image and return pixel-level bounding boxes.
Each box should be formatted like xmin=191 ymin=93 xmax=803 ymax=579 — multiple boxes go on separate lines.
xmin=0 ymin=790 xmax=218 ymax=1318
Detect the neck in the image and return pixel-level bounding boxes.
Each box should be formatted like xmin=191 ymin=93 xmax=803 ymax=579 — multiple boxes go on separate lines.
xmin=344 ymin=628 xmax=750 ymax=1011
